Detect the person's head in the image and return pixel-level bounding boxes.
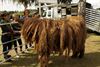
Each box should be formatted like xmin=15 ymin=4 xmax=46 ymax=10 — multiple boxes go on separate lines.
xmin=12 ymin=13 xmax=19 ymax=21
xmin=1 ymin=12 xmax=10 ymax=21
xmin=24 ymin=9 xmax=30 ymax=16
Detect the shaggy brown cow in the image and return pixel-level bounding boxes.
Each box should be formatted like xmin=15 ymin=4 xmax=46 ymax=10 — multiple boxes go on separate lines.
xmin=21 ymin=15 xmax=40 ymax=44
xmin=66 ymin=16 xmax=86 ymax=58
xmin=21 ymin=15 xmax=86 ymax=67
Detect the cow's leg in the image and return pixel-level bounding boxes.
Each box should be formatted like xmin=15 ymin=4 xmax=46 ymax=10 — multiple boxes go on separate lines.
xmin=78 ymin=31 xmax=86 ymax=58
xmin=78 ymin=44 xmax=85 ymax=58
xmin=78 ymin=32 xmax=85 ymax=58
xmin=72 ymin=30 xmax=80 ymax=58
xmin=71 ymin=44 xmax=78 ymax=58
xmin=78 ymin=49 xmax=84 ymax=58
xmin=40 ymin=55 xmax=49 ymax=67
xmin=71 ymin=50 xmax=78 ymax=58
xmin=39 ymin=49 xmax=50 ymax=67
xmin=38 ymin=49 xmax=50 ymax=67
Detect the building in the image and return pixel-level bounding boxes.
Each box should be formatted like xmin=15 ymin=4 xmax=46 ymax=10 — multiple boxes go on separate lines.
xmin=35 ymin=0 xmax=92 ymax=19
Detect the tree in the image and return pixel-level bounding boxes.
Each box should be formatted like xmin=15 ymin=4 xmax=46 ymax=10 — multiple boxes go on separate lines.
xmin=96 ymin=8 xmax=100 ymax=10
xmin=13 ymin=0 xmax=36 ymax=9
xmin=2 ymin=0 xmax=35 ymax=9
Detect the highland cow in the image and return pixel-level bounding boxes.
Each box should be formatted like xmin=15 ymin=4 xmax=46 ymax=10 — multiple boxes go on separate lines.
xmin=21 ymin=15 xmax=86 ymax=67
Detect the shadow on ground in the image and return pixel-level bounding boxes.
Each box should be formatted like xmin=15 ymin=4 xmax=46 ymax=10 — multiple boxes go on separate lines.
xmin=0 ymin=52 xmax=100 ymax=67
xmin=48 ymin=52 xmax=100 ymax=67
xmin=0 ymin=52 xmax=39 ymax=67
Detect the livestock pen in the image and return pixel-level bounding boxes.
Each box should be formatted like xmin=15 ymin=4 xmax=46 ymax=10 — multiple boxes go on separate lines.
xmin=0 ymin=0 xmax=100 ymax=67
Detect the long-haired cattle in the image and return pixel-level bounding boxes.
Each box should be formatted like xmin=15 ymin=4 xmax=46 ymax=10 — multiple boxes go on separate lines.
xmin=21 ymin=15 xmax=86 ymax=67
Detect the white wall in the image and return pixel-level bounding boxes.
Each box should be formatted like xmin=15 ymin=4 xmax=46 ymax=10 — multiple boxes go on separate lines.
xmin=53 ymin=7 xmax=58 ymax=19
xmin=38 ymin=0 xmax=57 ymax=3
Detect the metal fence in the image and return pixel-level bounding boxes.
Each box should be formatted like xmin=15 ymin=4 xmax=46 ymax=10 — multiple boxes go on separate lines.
xmin=0 ymin=22 xmax=32 ymax=64
xmin=86 ymin=8 xmax=100 ymax=33
xmin=0 ymin=38 xmax=21 ymax=64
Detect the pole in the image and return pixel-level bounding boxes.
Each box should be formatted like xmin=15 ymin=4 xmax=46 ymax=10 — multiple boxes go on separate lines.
xmin=39 ymin=2 xmax=41 ymax=16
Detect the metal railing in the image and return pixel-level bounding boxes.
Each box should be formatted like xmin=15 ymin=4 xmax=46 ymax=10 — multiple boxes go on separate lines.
xmin=0 ymin=22 xmax=32 ymax=64
xmin=0 ymin=38 xmax=21 ymax=64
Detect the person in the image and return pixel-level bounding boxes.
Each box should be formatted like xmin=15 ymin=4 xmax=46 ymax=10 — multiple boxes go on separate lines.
xmin=0 ymin=12 xmax=13 ymax=62
xmin=22 ymin=9 xmax=32 ymax=52
xmin=20 ymin=9 xmax=31 ymax=23
xmin=11 ymin=13 xmax=23 ymax=58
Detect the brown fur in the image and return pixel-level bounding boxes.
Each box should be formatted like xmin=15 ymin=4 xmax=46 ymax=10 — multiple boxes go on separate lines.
xmin=21 ymin=15 xmax=86 ymax=67
xmin=66 ymin=16 xmax=86 ymax=58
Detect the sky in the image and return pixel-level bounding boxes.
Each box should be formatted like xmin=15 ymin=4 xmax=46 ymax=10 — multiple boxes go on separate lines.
xmin=0 ymin=0 xmax=100 ymax=11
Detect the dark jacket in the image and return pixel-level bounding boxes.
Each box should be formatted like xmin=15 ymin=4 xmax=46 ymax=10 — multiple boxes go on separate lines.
xmin=11 ymin=23 xmax=21 ymax=38
xmin=0 ymin=20 xmax=13 ymax=44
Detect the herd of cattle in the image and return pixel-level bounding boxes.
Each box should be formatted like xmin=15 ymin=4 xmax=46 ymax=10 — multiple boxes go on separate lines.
xmin=21 ymin=15 xmax=86 ymax=67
